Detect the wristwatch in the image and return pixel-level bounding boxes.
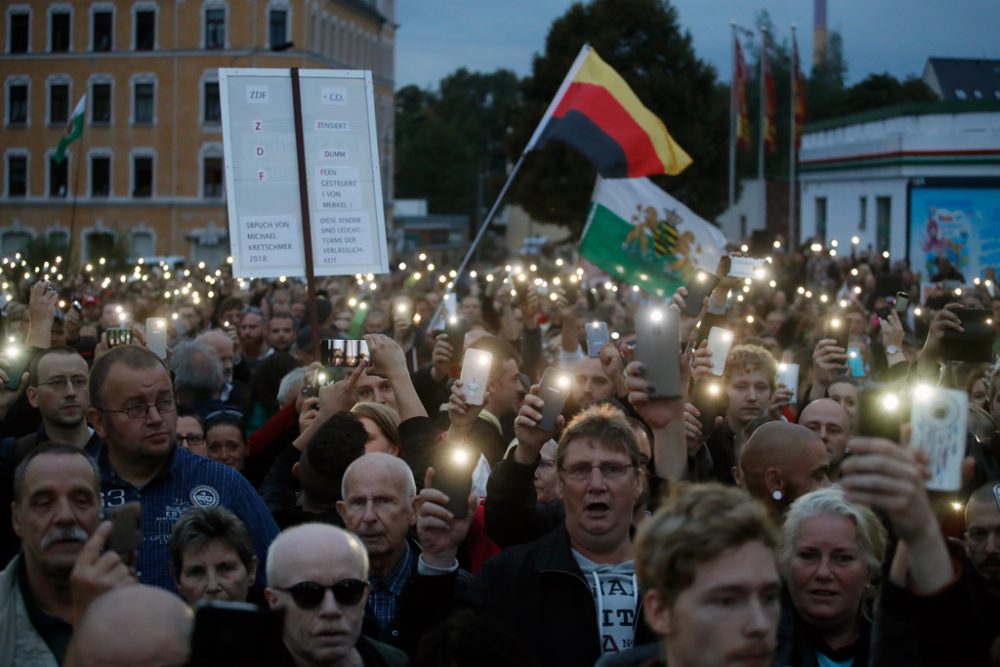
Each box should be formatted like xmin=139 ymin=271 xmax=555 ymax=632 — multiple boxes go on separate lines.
xmin=886 ymin=344 xmax=900 ymax=355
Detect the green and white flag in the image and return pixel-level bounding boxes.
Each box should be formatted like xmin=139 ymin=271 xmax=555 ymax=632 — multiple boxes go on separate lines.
xmin=581 ymin=176 xmax=728 ymax=297
xmin=54 ymin=94 xmax=86 ymax=165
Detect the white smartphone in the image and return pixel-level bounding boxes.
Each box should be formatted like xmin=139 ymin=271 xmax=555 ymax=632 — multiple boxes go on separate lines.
xmin=146 ymin=318 xmax=168 ymax=360
xmin=706 ymin=326 xmax=735 ymax=376
xmin=910 ymin=386 xmax=967 ymax=492
xmin=776 ymin=362 xmax=799 ymax=404
xmin=727 ymin=256 xmax=767 ymax=280
xmin=459 ymin=348 xmax=493 ymax=406
xmin=585 ymin=321 xmax=610 ymax=358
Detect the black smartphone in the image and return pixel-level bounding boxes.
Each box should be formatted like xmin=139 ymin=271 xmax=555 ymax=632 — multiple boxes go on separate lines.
xmin=895 ymin=292 xmax=909 ymax=314
xmin=690 ymin=379 xmax=726 ymax=433
xmin=104 ymin=501 xmax=142 ymax=560
xmin=2 ymin=346 xmax=29 ymax=390
xmin=444 ymin=315 xmax=468 ymax=368
xmin=537 ymin=367 xmax=571 ymax=432
xmin=682 ymin=271 xmax=721 ymax=317
xmin=857 ymin=386 xmax=908 ymax=442
xmin=433 ymin=444 xmax=475 ymax=519
xmin=941 ymin=308 xmax=993 ymax=363
xmin=825 ymin=316 xmax=849 ymax=349
xmin=634 ymin=306 xmax=682 ymax=399
xmin=188 ymin=601 xmax=287 ymax=667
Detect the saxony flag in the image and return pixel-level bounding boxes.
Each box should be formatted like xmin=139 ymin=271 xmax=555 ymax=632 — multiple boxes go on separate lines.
xmin=54 ymin=95 xmax=86 ymax=165
xmin=580 ymin=176 xmax=727 ymax=297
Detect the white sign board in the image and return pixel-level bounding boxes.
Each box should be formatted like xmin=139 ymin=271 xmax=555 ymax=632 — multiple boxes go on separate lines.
xmin=219 ymin=68 xmax=389 ymax=278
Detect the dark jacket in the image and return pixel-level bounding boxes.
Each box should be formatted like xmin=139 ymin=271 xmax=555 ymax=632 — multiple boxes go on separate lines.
xmin=277 ymin=634 xmax=407 ymax=667
xmin=470 ymin=525 xmax=656 ymax=667
xmin=483 ymin=454 xmax=563 ymax=549
xmin=362 ymin=543 xmax=471 ymax=657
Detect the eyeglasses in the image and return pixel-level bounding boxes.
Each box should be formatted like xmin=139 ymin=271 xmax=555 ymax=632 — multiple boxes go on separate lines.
xmin=274 ymin=579 xmax=368 ymax=609
xmin=560 ymin=462 xmax=634 ymax=481
xmin=177 ymin=433 xmax=205 ymax=446
xmin=100 ymin=397 xmax=176 ymax=420
xmin=38 ymin=375 xmax=88 ymax=391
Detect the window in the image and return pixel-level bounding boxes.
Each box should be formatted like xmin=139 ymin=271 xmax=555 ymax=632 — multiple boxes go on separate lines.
xmin=0 ymin=229 xmax=33 ymax=255
xmin=135 ymin=9 xmax=155 ymax=50
xmin=876 ymin=196 xmax=891 ymax=254
xmin=203 ymin=80 xmax=220 ymax=123
xmin=130 ymin=229 xmax=154 ymax=257
xmin=268 ymin=8 xmax=287 ymax=47
xmin=205 ymin=8 xmax=225 ymax=49
xmin=858 ymin=195 xmax=867 ymax=231
xmin=91 ymin=82 xmax=111 ymax=124
xmin=49 ymin=154 xmax=68 ymax=197
xmin=815 ymin=197 xmax=827 ymax=241
xmin=133 ymin=154 xmax=152 ymax=197
xmin=134 ymin=81 xmax=154 ymax=124
xmin=8 ymin=83 xmax=28 ymax=125
xmin=7 ymin=153 xmax=27 ymax=196
xmin=9 ymin=12 xmax=29 ymax=53
xmin=93 ymin=10 xmax=113 ymax=51
xmin=49 ymin=82 xmax=69 ymax=124
xmin=47 ymin=228 xmax=70 ymax=253
xmin=203 ymin=155 xmax=223 ymax=197
xmin=90 ymin=154 xmax=110 ymax=197
xmin=85 ymin=230 xmax=115 ymax=260
xmin=50 ymin=10 xmax=71 ymax=52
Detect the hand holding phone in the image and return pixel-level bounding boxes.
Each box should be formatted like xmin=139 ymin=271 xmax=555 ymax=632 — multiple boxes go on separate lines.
xmin=431 ymin=445 xmax=476 ymax=519
xmin=825 ymin=316 xmax=849 ymax=350
xmin=459 ymin=349 xmax=493 ymax=406
xmin=537 ymin=367 xmax=571 ymax=432
xmin=585 ymin=322 xmax=610 ymax=358
xmin=681 ymin=271 xmax=721 ymax=317
xmin=635 ymin=305 xmax=682 ymax=399
xmin=104 ymin=501 xmax=143 ymax=562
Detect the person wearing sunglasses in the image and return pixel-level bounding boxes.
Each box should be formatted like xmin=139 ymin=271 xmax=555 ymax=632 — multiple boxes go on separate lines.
xmin=264 ymin=523 xmax=407 ymax=667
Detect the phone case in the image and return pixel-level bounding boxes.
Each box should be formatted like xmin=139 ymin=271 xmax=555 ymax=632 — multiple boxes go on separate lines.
xmin=537 ymin=367 xmax=571 ymax=431
xmin=460 ymin=349 xmax=492 ymax=406
xmin=776 ymin=363 xmax=799 ymax=403
xmin=635 ymin=306 xmax=682 ymax=399
xmin=585 ymin=322 xmax=610 ymax=358
xmin=894 ymin=292 xmax=909 ymax=314
xmin=706 ymin=327 xmax=735 ymax=376
xmin=825 ymin=317 xmax=849 ymax=349
xmin=857 ymin=387 xmax=908 ymax=442
xmin=910 ymin=387 xmax=967 ymax=492
xmin=682 ymin=271 xmax=721 ymax=316
xmin=434 ymin=446 xmax=475 ymax=519
xmin=105 ymin=502 xmax=143 ymax=557
xmin=847 ymin=346 xmax=865 ymax=377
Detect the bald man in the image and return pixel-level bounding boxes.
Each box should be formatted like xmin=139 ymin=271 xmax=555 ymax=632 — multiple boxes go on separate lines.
xmin=70 ymin=585 xmax=192 ymax=667
xmin=739 ymin=422 xmax=831 ymax=521
xmin=264 ymin=524 xmax=406 ymax=666
xmin=798 ymin=398 xmax=852 ymax=478
xmin=336 ymin=453 xmax=470 ymax=656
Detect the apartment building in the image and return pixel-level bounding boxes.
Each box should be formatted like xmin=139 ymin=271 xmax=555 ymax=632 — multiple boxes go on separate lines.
xmin=1 ymin=0 xmax=395 ymax=267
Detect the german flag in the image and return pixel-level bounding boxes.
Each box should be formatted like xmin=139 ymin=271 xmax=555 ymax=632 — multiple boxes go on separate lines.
xmin=525 ymin=45 xmax=692 ymax=178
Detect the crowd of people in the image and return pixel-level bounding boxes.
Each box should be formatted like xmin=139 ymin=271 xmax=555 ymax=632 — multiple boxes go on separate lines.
xmin=0 ymin=237 xmax=998 ymax=667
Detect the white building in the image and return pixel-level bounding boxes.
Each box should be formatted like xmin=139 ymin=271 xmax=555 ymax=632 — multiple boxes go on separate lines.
xmin=798 ymin=101 xmax=1000 ymax=259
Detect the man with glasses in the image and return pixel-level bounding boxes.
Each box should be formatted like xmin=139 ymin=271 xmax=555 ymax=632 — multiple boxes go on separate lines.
xmin=471 ymin=403 xmax=655 ymax=666
xmin=1 ymin=347 xmax=101 ymax=565
xmin=87 ymin=346 xmax=278 ymax=592
xmin=264 ymin=523 xmax=407 ymax=667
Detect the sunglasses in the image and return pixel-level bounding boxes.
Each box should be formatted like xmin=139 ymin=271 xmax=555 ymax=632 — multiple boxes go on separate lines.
xmin=274 ymin=579 xmax=368 ymax=609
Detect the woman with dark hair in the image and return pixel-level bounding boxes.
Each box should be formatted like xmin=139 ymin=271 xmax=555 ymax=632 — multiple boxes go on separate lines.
xmin=169 ymin=506 xmax=257 ymax=605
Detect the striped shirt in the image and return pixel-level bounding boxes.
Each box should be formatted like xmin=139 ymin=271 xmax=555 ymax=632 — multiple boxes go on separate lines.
xmin=366 ymin=541 xmax=415 ymax=638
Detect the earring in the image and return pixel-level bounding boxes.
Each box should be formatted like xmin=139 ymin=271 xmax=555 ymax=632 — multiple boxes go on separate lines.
xmin=772 ymin=489 xmax=783 ymax=501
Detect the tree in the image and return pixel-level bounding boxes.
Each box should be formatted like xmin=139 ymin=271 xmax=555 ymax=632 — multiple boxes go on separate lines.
xmin=507 ymin=0 xmax=727 ymax=235
xmin=840 ymin=73 xmax=936 ymax=115
xmin=394 ymin=69 xmax=520 ymax=224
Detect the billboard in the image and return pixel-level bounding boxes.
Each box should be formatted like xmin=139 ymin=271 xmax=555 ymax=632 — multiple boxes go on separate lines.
xmin=908 ymin=178 xmax=1000 ymax=281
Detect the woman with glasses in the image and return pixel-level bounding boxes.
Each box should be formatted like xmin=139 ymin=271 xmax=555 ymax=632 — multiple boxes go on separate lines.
xmin=175 ymin=405 xmax=207 ymax=457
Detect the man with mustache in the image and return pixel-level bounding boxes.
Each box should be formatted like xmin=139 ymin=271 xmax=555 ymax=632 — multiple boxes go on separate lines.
xmin=2 ymin=347 xmax=101 ymax=565
xmin=0 ymin=444 xmax=133 ymax=665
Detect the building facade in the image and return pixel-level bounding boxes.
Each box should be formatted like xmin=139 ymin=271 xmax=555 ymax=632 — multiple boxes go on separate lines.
xmin=798 ymin=100 xmax=1000 ymax=259
xmin=1 ymin=0 xmax=394 ymax=266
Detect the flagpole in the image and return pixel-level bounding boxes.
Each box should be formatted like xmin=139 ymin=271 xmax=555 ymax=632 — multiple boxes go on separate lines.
xmin=757 ymin=27 xmax=767 ymax=235
xmin=67 ymin=130 xmax=85 ymax=270
xmin=789 ymin=25 xmax=798 ymax=250
xmin=728 ymin=21 xmax=737 ymax=211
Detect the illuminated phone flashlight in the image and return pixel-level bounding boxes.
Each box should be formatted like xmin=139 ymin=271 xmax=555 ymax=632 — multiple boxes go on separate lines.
xmin=954 ymin=288 xmax=962 ymax=297
xmin=450 ymin=445 xmax=473 ymax=467
xmin=413 ymin=313 xmax=421 ymax=325
xmin=810 ymin=243 xmax=822 ymax=253
xmin=880 ymin=392 xmax=900 ymax=412
xmin=849 ymin=349 xmax=859 ymax=360
xmin=851 ymin=236 xmax=860 ymax=245
xmin=773 ymin=240 xmax=781 ymax=249
xmin=951 ymin=501 xmax=964 ymax=512
xmin=752 ymin=266 xmax=766 ymax=280
xmin=796 ymin=286 xmax=805 ymax=295
xmin=829 ymin=317 xmax=842 ymax=330
xmin=397 ymin=303 xmax=408 ymax=314
xmin=610 ymin=331 xmax=620 ymax=341
xmin=839 ymin=299 xmax=848 ymax=308
xmin=913 ymin=307 xmax=923 ymax=317
xmin=853 ymin=286 xmax=862 ymax=295
xmin=3 ymin=342 xmax=21 ymax=360
xmin=317 ymin=371 xmax=328 ymax=385
xmin=707 ymin=382 xmax=721 ymax=397
xmin=649 ymin=309 xmax=664 ymax=323
xmin=448 ymin=315 xmax=458 ymax=326
xmin=740 ymin=244 xmax=749 ymax=253
xmin=745 ymin=315 xmax=754 ymax=324
xmin=419 ymin=253 xmax=427 ymax=262
xmin=555 ymin=373 xmax=572 ymax=390
xmin=695 ymin=271 xmax=707 ymax=283
xmin=912 ymin=383 xmax=934 ymax=403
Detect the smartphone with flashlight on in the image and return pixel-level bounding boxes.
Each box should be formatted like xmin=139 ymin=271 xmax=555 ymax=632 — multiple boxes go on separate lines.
xmin=847 ymin=346 xmax=866 ymax=377
xmin=681 ymin=270 xmax=721 ymax=317
xmin=775 ymin=362 xmax=800 ymax=404
xmin=444 ymin=315 xmax=468 ymax=368
xmin=894 ymin=292 xmax=909 ymax=314
xmin=433 ymin=443 xmax=475 ymax=519
xmin=690 ymin=379 xmax=725 ymax=433
xmin=537 ymin=367 xmax=571 ymax=432
xmin=857 ymin=386 xmax=909 ymax=442
xmin=705 ymin=326 xmax=735 ymax=376
xmin=1 ymin=343 xmax=28 ymax=390
xmin=824 ymin=316 xmax=850 ymax=350
xmin=104 ymin=501 xmax=142 ymax=562
xmin=585 ymin=321 xmax=610 ymax=358
xmin=635 ymin=306 xmax=682 ymax=399
xmin=459 ymin=348 xmax=493 ymax=406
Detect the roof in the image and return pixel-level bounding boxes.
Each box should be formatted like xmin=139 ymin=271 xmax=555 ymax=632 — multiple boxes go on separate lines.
xmin=331 ymin=0 xmax=389 ymax=25
xmin=803 ymin=99 xmax=1000 ymax=134
xmin=924 ymin=57 xmax=1000 ymax=101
